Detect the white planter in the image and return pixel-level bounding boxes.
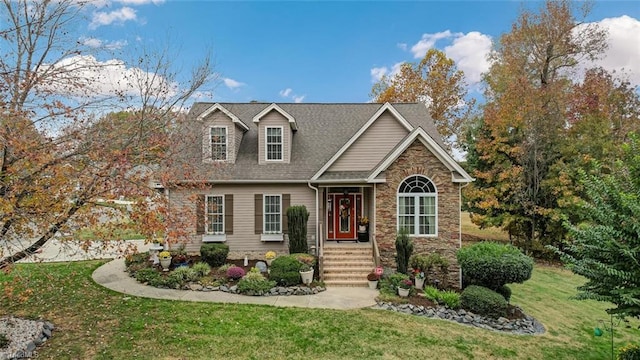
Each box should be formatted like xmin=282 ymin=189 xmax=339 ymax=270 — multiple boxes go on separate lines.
xmin=398 ymin=288 xmax=410 ymax=297
xmin=368 ymin=280 xmax=378 ymax=289
xmin=159 ymin=257 xmax=172 ymax=271
xmin=300 ymin=269 xmax=314 ymax=285
xmin=414 ymin=277 xmax=425 ymax=290
xmin=266 ymin=259 xmax=273 ymax=266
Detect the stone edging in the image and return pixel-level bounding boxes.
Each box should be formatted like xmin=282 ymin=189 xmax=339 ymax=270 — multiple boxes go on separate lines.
xmin=0 ymin=317 xmax=55 ymax=360
xmin=373 ymin=301 xmax=546 ymax=335
xmin=148 ymin=281 xmax=326 ymax=297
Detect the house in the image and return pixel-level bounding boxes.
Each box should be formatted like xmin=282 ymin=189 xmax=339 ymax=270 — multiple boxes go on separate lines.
xmin=167 ymin=102 xmax=473 ymax=287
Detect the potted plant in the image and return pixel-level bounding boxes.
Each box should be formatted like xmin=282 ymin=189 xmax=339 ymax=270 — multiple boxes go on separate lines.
xmin=358 ymin=216 xmax=369 ymax=233
xmin=397 ymin=279 xmax=412 ymax=297
xmin=299 ymin=263 xmax=314 ymax=285
xmin=413 ymin=269 xmax=425 ymax=289
xmin=265 ymin=251 xmax=276 ymax=266
xmin=367 ymin=272 xmax=379 ymax=289
xmin=172 ymin=252 xmax=189 ymax=268
xmin=158 ymin=251 xmax=172 ymax=271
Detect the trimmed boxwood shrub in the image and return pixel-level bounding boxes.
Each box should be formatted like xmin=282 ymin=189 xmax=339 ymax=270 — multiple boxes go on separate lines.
xmin=496 ymin=284 xmax=512 ymax=302
xmin=457 ymin=242 xmax=533 ymax=290
xmin=200 ymin=243 xmax=229 ymax=268
xmin=269 ymin=255 xmax=303 ymax=286
xmin=237 ymin=269 xmax=276 ymax=294
xmin=460 ymin=285 xmax=508 ymax=318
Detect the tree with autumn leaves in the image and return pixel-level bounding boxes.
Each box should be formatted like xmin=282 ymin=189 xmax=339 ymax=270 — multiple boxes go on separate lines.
xmin=0 ymin=0 xmax=214 ymax=269
xmin=464 ymin=0 xmax=640 ymax=256
xmin=371 ymin=48 xmax=475 ymax=151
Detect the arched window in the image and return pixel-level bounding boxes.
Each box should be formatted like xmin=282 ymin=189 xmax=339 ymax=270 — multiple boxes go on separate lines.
xmin=397 ymin=175 xmax=437 ymax=236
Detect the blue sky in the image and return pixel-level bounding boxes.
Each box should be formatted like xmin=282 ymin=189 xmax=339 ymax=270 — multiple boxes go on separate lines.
xmin=80 ymin=1 xmax=640 ymax=105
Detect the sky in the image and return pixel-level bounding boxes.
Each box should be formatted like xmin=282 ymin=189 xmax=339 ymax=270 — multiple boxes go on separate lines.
xmin=51 ymin=1 xmax=640 ymax=106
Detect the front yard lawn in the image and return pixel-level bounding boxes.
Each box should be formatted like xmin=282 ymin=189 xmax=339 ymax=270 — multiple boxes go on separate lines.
xmin=1 ymin=261 xmax=638 ymax=359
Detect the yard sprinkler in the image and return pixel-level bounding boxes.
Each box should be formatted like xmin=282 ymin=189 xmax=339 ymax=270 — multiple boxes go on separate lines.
xmin=594 ymin=314 xmax=622 ymax=360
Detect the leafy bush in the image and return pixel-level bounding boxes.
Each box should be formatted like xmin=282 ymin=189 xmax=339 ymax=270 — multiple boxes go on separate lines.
xmin=135 ymin=268 xmax=160 ymax=283
xmin=496 ymin=285 xmax=512 ymax=302
xmin=457 ymin=242 xmax=533 ymax=290
xmin=409 ymin=252 xmax=450 ymax=286
xmin=226 ymin=266 xmax=245 ymax=280
xmin=170 ymin=267 xmax=199 ymax=283
xmin=618 ymin=343 xmax=640 ymax=360
xmin=192 ymin=262 xmax=212 ymax=277
xmin=460 ymin=285 xmax=508 ymax=318
xmin=439 ymin=290 xmax=461 ymax=309
xmin=200 ymin=243 xmax=229 ymax=268
xmin=395 ymin=229 xmax=413 ymax=274
xmin=149 ymin=275 xmax=180 ymax=289
xmin=217 ymin=263 xmax=234 ymax=274
xmin=287 ymin=205 xmax=310 ymax=254
xmin=379 ymin=273 xmax=412 ymax=296
xmin=290 ymin=253 xmax=316 ymax=267
xmin=269 ymin=255 xmax=303 ymax=286
xmin=125 ymin=252 xmax=149 ymax=268
xmin=422 ymin=286 xmax=441 ymax=302
xmin=237 ymin=270 xmax=276 ymax=294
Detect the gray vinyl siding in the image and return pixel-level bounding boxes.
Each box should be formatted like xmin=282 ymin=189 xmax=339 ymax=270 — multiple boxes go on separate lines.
xmin=234 ymin=126 xmax=244 ymax=160
xmin=258 ymin=110 xmax=292 ymax=165
xmin=329 ymin=110 xmax=409 ymax=172
xmin=169 ymin=184 xmax=316 ymax=255
xmin=201 ymin=110 xmax=237 ymax=164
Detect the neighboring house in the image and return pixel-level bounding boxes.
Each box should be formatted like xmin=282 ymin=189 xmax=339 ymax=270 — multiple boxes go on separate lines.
xmin=167 ymin=102 xmax=473 ymax=287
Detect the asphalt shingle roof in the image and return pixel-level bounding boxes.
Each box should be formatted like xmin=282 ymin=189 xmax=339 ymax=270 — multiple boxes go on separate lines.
xmin=178 ymin=102 xmax=445 ymax=182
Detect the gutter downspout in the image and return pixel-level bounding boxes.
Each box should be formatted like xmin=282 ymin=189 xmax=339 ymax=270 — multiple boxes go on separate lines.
xmin=459 ymin=181 xmax=471 ymax=289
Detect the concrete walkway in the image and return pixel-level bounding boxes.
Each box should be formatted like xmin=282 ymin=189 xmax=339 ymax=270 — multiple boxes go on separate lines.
xmin=92 ymin=258 xmax=379 ymax=310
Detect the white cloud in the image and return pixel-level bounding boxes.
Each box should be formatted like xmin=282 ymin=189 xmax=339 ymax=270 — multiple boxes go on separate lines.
xmin=223 ymin=78 xmax=245 ymax=89
xmin=89 ymin=7 xmax=137 ymax=29
xmin=443 ymin=32 xmax=493 ymax=84
xmin=117 ymin=0 xmax=165 ymax=5
xmin=38 ymin=55 xmax=176 ymax=99
xmin=279 ymin=88 xmax=305 ymax=102
xmin=397 ymin=43 xmax=407 ymax=51
xmin=582 ymin=15 xmax=640 ymax=86
xmin=80 ymin=37 xmax=128 ymax=50
xmin=410 ymin=30 xmax=459 ymax=58
xmin=279 ymin=88 xmax=292 ymax=97
xmin=370 ymin=62 xmax=405 ymax=83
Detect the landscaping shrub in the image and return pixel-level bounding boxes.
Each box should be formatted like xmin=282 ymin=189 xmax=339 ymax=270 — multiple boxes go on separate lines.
xmin=457 ymin=242 xmax=533 ymax=290
xmin=226 ymin=266 xmax=245 ymax=280
xmin=125 ymin=252 xmax=149 ymax=268
xmin=237 ymin=269 xmax=276 ymax=294
xmin=618 ymin=344 xmax=640 ymax=360
xmin=170 ymin=267 xmax=199 ymax=283
xmin=269 ymin=255 xmax=303 ymax=286
xmin=422 ymin=286 xmax=441 ymax=302
xmin=409 ymin=252 xmax=450 ymax=286
xmin=149 ymin=275 xmax=180 ymax=289
xmin=460 ymin=285 xmax=508 ymax=318
xmin=200 ymin=243 xmax=229 ymax=268
xmin=290 ymin=253 xmax=316 ymax=267
xmin=395 ymin=229 xmax=413 ymax=274
xmin=496 ymin=284 xmax=512 ymax=302
xmin=192 ymin=262 xmax=212 ymax=277
xmin=217 ymin=263 xmax=234 ymax=274
xmin=439 ymin=290 xmax=461 ymax=309
xmin=380 ymin=273 xmax=412 ymax=296
xmin=287 ymin=205 xmax=310 ymax=254
xmin=135 ymin=268 xmax=160 ymax=283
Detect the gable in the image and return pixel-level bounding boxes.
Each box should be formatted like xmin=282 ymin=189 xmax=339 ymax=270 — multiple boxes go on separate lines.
xmin=328 ymin=109 xmax=410 ymax=172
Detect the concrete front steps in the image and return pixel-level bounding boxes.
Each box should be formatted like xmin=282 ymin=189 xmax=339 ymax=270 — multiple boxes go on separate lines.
xmin=322 ymin=242 xmax=375 ymax=287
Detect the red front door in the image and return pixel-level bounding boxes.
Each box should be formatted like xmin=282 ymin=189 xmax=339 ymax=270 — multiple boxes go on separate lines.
xmin=333 ymin=194 xmax=357 ymax=239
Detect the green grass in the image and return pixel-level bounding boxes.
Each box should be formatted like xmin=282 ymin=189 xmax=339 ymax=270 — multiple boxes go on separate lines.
xmin=1 ymin=261 xmax=638 ymax=359
xmin=461 ymin=211 xmax=510 ymax=243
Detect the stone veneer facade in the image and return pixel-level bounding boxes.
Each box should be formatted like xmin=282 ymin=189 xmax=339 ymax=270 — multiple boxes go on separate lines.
xmin=375 ymin=140 xmax=462 ymax=288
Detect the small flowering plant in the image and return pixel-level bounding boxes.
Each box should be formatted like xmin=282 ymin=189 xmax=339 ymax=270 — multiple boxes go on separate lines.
xmin=265 ymin=251 xmax=277 ymax=260
xmin=358 ymin=216 xmax=369 ymax=226
xmin=158 ymin=251 xmax=171 ymax=259
xmin=398 ymin=279 xmax=413 ymax=289
xmin=413 ymin=269 xmax=425 ymax=280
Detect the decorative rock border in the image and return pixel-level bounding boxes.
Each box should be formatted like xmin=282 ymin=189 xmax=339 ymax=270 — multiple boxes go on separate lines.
xmin=0 ymin=316 xmax=54 ymax=360
xmin=373 ymin=301 xmax=545 ymax=335
xmin=177 ymin=282 xmax=326 ymax=296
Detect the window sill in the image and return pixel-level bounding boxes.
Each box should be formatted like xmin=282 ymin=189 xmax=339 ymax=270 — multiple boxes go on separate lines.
xmin=261 ymin=233 xmax=284 ymax=242
xmin=203 ymin=234 xmax=227 ymax=243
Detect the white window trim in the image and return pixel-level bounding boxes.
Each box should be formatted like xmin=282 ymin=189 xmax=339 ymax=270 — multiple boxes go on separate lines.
xmin=210 ymin=126 xmax=228 ymax=162
xmin=205 ymin=195 xmax=225 ymax=235
xmin=203 ymin=234 xmax=227 ymax=243
xmin=264 ymin=126 xmax=284 ymax=162
xmin=263 ymin=194 xmax=282 ymax=234
xmin=396 ymin=176 xmax=438 ymax=237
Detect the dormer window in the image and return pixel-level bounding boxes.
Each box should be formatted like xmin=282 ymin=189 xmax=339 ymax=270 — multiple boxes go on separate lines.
xmin=210 ymin=126 xmax=227 ymax=161
xmin=266 ymin=126 xmax=283 ymax=161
